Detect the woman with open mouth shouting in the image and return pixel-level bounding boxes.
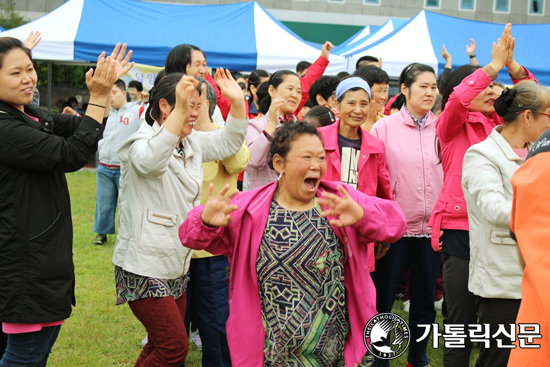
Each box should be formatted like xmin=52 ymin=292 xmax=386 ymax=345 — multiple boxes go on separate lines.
xmin=179 ymin=121 xmax=407 ymax=366
xmin=112 ymin=69 xmax=248 ymax=367
xmin=318 ymin=77 xmax=393 ymax=275
xmin=246 ymin=70 xmax=302 ymax=190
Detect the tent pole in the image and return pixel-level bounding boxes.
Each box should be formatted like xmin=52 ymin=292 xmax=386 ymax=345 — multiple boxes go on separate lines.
xmin=47 ymin=63 xmax=52 ymax=112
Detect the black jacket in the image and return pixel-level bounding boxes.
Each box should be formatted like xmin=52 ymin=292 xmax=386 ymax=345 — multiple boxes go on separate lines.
xmin=0 ymin=101 xmax=105 ymax=323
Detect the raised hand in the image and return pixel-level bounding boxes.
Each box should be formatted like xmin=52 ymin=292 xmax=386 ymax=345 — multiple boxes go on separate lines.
xmin=321 ymin=41 xmax=334 ymax=60
xmin=85 ymin=54 xmax=117 ymax=99
xmin=23 ymin=31 xmax=41 ymax=51
xmin=441 ymin=45 xmax=451 ymax=61
xmin=489 ymin=25 xmax=510 ymax=72
xmin=175 ymin=75 xmax=199 ymax=113
xmin=201 ymin=184 xmax=240 ymax=227
xmin=109 ymin=43 xmax=135 ymax=80
xmin=466 ymin=38 xmax=476 ymax=56
xmin=214 ymin=68 xmax=243 ymax=103
xmin=317 ymin=185 xmax=365 ymax=227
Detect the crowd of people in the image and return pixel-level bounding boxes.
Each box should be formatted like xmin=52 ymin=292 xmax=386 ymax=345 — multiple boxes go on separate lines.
xmin=0 ymin=23 xmax=548 ymax=367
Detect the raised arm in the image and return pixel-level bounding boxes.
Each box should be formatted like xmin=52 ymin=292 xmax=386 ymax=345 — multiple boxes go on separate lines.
xmin=437 ymin=27 xmax=509 ymax=143
xmin=179 ymin=184 xmax=240 ymax=256
xmin=296 ymin=41 xmax=332 ymax=113
xmin=200 ymin=69 xmax=248 ymax=162
xmin=317 ymin=185 xmax=406 ymax=243
xmin=0 ymin=45 xmax=130 ymax=173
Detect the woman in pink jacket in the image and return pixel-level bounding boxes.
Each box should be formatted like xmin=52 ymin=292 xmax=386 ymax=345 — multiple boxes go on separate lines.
xmin=318 ymin=77 xmax=393 ymax=273
xmin=370 ymin=63 xmax=443 ymax=367
xmin=180 ymin=122 xmax=407 ymax=366
xmin=427 ymin=24 xmax=536 ymax=367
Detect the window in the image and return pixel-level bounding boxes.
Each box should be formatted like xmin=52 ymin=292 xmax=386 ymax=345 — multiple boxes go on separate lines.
xmin=461 ymin=0 xmax=475 ymax=9
xmin=426 ymin=0 xmax=439 ymax=7
xmin=530 ymin=0 xmax=544 ymax=13
xmin=364 ymin=0 xmax=379 ymax=4
xmin=495 ymin=0 xmax=509 ymax=12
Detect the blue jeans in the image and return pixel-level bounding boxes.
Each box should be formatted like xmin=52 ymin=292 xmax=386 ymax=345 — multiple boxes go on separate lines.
xmin=93 ymin=164 xmax=120 ymax=235
xmin=0 ymin=325 xmax=61 ymax=367
xmin=182 ymin=256 xmax=231 ymax=367
xmin=371 ymin=237 xmax=442 ymax=367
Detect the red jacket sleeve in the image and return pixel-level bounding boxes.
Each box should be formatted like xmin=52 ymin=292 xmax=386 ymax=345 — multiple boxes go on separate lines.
xmin=297 ymin=56 xmax=329 ymax=113
xmin=206 ymin=72 xmax=231 ymax=120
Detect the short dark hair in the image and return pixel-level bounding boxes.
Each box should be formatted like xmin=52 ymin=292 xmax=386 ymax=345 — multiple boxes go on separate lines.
xmin=336 ymin=71 xmax=350 ymax=80
xmin=304 ymin=106 xmax=336 ymax=127
xmin=0 ymin=37 xmax=32 ymax=70
xmin=247 ymin=69 xmax=269 ymax=98
xmin=353 ymin=65 xmax=390 ymax=87
xmin=268 ymin=122 xmax=322 ymax=170
xmin=296 ymin=61 xmax=311 ymax=74
xmin=128 ymin=80 xmax=143 ymax=92
xmin=165 ymin=44 xmax=205 ymax=74
xmin=356 ymin=55 xmax=378 ymax=70
xmin=309 ymin=76 xmax=340 ymax=106
xmin=145 ymin=73 xmax=201 ymax=126
xmin=114 ymin=79 xmax=126 ymax=92
xmin=440 ymin=64 xmax=480 ymax=112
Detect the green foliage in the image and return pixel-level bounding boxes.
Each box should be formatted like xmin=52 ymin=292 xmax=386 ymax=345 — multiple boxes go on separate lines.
xmin=36 ymin=63 xmax=88 ymax=89
xmin=0 ymin=0 xmax=29 ymax=30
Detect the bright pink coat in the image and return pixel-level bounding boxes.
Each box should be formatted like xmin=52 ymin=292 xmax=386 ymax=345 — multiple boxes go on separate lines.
xmin=428 ymin=67 xmax=536 ymax=248
xmin=371 ymin=107 xmax=443 ymax=249
xmin=318 ymin=119 xmax=393 ymax=271
xmin=179 ymin=180 xmax=407 ymax=367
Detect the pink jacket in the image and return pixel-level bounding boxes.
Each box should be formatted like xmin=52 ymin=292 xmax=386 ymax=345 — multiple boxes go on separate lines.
xmin=318 ymin=120 xmax=393 ymax=271
xmin=371 ymin=107 xmax=443 ymax=246
xmin=179 ymin=180 xmax=407 ymax=367
xmin=245 ymin=115 xmax=280 ymax=190
xmin=428 ymin=67 xmax=536 ymax=249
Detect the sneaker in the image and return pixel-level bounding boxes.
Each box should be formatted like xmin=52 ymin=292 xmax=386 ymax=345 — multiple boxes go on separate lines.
xmin=403 ymin=299 xmax=410 ymax=313
xmin=434 ymin=297 xmax=443 ymax=311
xmin=92 ymin=234 xmax=107 ymax=246
xmin=141 ymin=334 xmax=148 ymax=348
xmin=191 ymin=330 xmax=202 ymax=351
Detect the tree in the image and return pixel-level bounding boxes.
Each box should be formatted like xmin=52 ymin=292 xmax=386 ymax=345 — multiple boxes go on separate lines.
xmin=0 ymin=0 xmax=29 ymax=30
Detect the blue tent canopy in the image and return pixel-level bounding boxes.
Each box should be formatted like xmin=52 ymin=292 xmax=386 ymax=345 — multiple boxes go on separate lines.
xmin=346 ymin=11 xmax=550 ymax=85
xmin=1 ymin=0 xmax=347 ymax=73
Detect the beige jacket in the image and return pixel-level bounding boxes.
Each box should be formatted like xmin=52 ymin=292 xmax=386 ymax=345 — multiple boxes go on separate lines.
xmin=462 ymin=125 xmax=532 ymax=299
xmin=112 ymin=114 xmax=248 ymax=279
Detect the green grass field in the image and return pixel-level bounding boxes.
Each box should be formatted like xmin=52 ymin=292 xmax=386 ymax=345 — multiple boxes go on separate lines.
xmin=47 ymin=170 xmax=477 ymax=366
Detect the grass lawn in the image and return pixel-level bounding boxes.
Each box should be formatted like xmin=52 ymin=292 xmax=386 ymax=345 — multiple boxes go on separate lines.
xmin=49 ymin=170 xmax=478 ymax=366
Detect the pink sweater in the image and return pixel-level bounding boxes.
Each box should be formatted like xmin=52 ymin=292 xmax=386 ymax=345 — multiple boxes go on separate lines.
xmin=179 ymin=180 xmax=407 ymax=366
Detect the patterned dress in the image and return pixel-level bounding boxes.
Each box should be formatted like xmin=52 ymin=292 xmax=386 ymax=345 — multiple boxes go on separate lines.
xmin=256 ymin=199 xmax=349 ymax=366
xmin=114 ymin=266 xmax=189 ymax=305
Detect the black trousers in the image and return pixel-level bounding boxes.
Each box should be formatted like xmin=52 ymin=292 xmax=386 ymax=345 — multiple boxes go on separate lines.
xmin=442 ymin=254 xmax=477 ymax=367
xmin=474 ymin=297 xmax=521 ymax=367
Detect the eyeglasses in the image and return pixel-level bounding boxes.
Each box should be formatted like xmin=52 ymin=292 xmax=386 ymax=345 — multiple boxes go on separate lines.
xmin=515 ymin=110 xmax=550 ymax=118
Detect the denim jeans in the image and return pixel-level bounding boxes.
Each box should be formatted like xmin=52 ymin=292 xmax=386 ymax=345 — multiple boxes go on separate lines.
xmin=93 ymin=164 xmax=120 ymax=235
xmin=182 ymin=256 xmax=231 ymax=367
xmin=0 ymin=325 xmax=61 ymax=367
xmin=371 ymin=237 xmax=442 ymax=367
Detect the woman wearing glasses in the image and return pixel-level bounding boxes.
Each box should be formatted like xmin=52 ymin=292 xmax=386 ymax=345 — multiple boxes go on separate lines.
xmin=461 ymin=81 xmax=550 ymax=367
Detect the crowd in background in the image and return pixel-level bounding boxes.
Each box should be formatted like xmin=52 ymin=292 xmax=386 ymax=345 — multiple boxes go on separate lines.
xmin=0 ymin=23 xmax=549 ymax=367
